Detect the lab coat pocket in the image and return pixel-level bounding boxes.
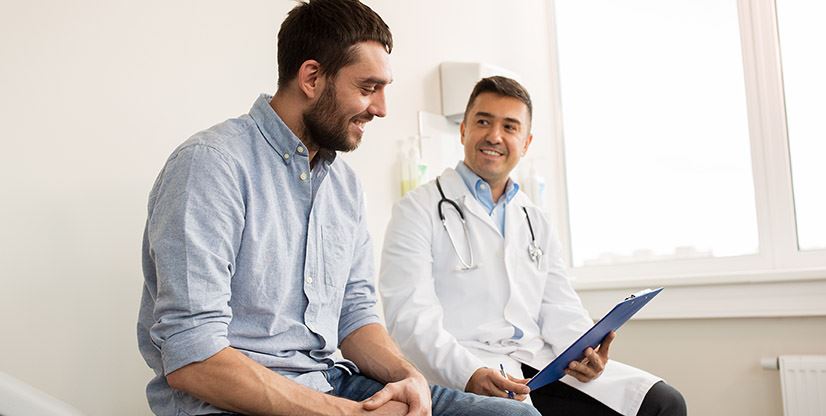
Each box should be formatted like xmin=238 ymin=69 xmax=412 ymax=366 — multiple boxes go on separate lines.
xmin=322 ymin=224 xmax=354 ymax=288
xmin=512 ymin=246 xmax=549 ymax=318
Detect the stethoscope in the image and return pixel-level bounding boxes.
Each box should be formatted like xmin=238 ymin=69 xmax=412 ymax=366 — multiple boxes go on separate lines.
xmin=436 ymin=176 xmax=544 ymax=271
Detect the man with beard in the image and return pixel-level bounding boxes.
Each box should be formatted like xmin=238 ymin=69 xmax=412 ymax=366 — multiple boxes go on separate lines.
xmin=137 ymin=1 xmax=539 ymax=416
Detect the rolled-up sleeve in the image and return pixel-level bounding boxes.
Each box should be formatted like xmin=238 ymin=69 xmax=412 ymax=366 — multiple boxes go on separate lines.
xmin=146 ymin=143 xmax=245 ymax=374
xmin=338 ymin=191 xmax=381 ymax=343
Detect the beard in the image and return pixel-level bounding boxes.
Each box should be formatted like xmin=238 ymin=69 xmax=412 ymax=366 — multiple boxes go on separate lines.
xmin=303 ymin=82 xmax=363 ymax=152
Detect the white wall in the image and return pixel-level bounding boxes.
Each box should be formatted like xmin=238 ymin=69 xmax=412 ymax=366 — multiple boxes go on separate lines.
xmin=0 ymin=1 xmax=819 ymax=416
xmin=0 ymin=1 xmax=555 ymax=414
xmin=0 ymin=2 xmax=288 ymax=414
xmin=612 ymin=317 xmax=826 ymax=416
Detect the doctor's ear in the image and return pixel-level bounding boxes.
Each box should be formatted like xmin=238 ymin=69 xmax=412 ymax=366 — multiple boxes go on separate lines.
xmin=459 ymin=121 xmax=466 ymax=144
xmin=521 ymin=134 xmax=534 ymax=156
xmin=296 ymin=60 xmax=323 ymax=100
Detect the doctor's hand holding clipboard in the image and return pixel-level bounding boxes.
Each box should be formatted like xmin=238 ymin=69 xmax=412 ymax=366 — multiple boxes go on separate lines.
xmin=563 ymin=330 xmax=616 ymax=383
xmin=526 ymin=287 xmax=664 ymax=391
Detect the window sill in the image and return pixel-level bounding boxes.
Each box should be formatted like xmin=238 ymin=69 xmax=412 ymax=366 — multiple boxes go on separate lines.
xmin=571 ymin=268 xmax=826 ymax=320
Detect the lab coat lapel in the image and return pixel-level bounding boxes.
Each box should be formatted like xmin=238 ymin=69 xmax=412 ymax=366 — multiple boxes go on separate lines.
xmin=503 ymin=202 xmax=522 ymax=254
xmin=439 ymin=168 xmax=500 ymax=236
xmin=459 ymin=195 xmax=501 ymax=236
xmin=502 ymin=198 xmax=527 ymax=323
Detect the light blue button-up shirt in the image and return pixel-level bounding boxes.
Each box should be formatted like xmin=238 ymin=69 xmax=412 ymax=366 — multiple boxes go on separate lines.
xmin=455 ymin=162 xmax=524 ymax=339
xmin=455 ymin=161 xmax=520 ymax=236
xmin=138 ymin=94 xmax=380 ymax=416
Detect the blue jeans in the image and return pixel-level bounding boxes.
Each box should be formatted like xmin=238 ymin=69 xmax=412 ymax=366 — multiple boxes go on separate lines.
xmin=326 ymin=366 xmax=540 ymax=416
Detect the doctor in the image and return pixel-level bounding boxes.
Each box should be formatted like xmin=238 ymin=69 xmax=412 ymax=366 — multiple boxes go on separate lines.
xmin=380 ymin=76 xmax=686 ymax=416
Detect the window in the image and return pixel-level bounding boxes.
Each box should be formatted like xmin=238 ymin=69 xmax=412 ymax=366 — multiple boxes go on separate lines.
xmin=775 ymin=1 xmax=826 ymax=252
xmin=555 ymin=0 xmax=758 ymax=268
xmin=548 ymin=0 xmax=826 ymax=287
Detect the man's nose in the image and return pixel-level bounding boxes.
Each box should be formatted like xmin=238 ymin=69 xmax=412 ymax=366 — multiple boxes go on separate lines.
xmin=368 ymin=90 xmax=387 ymax=118
xmin=484 ymin=125 xmax=505 ymax=143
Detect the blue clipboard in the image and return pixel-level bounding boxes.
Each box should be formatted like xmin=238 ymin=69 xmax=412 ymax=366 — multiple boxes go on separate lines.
xmin=526 ymin=287 xmax=664 ymax=390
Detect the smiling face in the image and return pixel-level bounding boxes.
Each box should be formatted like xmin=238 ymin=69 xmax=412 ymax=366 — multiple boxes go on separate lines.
xmin=460 ymin=92 xmax=533 ymax=191
xmin=302 ymin=41 xmax=392 ymax=152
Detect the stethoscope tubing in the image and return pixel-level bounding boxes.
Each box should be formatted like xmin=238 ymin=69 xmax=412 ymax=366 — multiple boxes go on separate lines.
xmin=435 ymin=176 xmax=541 ymax=270
xmin=436 ymin=177 xmax=475 ymax=270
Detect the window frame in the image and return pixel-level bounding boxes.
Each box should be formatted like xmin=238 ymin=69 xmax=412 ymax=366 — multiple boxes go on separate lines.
xmin=545 ymin=0 xmax=826 ymax=318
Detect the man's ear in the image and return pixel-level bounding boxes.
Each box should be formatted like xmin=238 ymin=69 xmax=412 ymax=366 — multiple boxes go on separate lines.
xmin=459 ymin=121 xmax=466 ymax=145
xmin=522 ymin=133 xmax=534 ymax=156
xmin=296 ymin=60 xmax=323 ymax=100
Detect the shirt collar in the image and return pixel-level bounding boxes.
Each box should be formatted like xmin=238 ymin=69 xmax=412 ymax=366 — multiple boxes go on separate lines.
xmin=454 ymin=161 xmax=520 ymax=206
xmin=249 ymin=94 xmax=337 ymax=165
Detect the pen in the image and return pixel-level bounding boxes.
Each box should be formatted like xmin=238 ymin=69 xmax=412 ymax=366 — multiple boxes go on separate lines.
xmin=499 ymin=363 xmax=514 ymax=399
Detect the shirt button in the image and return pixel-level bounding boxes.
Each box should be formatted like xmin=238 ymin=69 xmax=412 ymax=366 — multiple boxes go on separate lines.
xmin=305 ymin=276 xmax=313 ymax=284
xmin=480 ymin=183 xmax=488 ymax=189
xmin=299 ymin=171 xmax=309 ymax=181
xmin=297 ymin=146 xmax=305 ymax=154
xmin=283 ymin=153 xmax=290 ymax=160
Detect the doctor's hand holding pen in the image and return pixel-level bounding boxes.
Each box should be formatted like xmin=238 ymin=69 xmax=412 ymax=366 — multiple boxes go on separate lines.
xmin=564 ymin=330 xmax=616 ymax=383
xmin=464 ymin=366 xmax=531 ymax=400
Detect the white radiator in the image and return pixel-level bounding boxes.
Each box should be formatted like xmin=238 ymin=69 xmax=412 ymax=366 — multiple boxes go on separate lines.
xmin=778 ymin=355 xmax=826 ymax=416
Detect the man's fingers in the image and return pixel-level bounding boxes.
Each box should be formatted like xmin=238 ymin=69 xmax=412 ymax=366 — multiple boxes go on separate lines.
xmin=374 ymin=400 xmax=409 ymax=416
xmin=494 ymin=370 xmax=530 ymax=396
xmin=568 ymin=360 xmax=598 ymax=380
xmin=584 ymin=348 xmax=605 ymax=373
xmin=566 ymin=359 xmax=601 ymax=382
xmin=497 ymin=377 xmax=530 ymax=395
xmin=363 ymin=387 xmax=394 ymax=410
xmin=481 ymin=377 xmax=511 ymax=398
xmin=403 ymin=398 xmax=426 ymax=416
xmin=565 ymin=368 xmax=593 ymax=383
xmin=487 ymin=384 xmax=510 ymax=398
xmin=598 ymin=331 xmax=616 ymax=360
xmin=506 ymin=374 xmax=531 ymax=384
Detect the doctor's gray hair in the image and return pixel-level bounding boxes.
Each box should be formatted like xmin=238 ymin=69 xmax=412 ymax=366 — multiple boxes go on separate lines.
xmin=463 ymin=76 xmax=533 ymax=124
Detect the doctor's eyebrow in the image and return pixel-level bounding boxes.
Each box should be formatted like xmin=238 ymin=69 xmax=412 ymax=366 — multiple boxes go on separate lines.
xmin=473 ymin=111 xmax=523 ymax=126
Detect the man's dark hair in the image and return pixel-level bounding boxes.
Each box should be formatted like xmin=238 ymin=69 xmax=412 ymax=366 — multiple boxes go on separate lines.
xmin=277 ymin=0 xmax=393 ymax=87
xmin=464 ymin=76 xmax=533 ymax=124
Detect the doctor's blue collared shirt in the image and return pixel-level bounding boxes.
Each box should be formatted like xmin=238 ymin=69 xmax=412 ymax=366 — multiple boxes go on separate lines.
xmin=455 ymin=161 xmax=520 ymax=236
xmin=138 ymin=94 xmax=380 ymax=416
xmin=455 ymin=161 xmax=524 ymax=339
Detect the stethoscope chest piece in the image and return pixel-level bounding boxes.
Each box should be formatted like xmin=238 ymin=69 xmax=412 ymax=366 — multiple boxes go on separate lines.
xmin=522 ymin=206 xmax=543 ymax=268
xmin=528 ymin=240 xmax=543 ymax=268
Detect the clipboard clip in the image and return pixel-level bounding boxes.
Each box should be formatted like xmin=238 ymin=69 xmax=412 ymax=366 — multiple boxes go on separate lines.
xmin=624 ymin=288 xmax=658 ymax=301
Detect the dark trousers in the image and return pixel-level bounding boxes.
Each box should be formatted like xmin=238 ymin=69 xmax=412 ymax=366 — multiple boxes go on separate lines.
xmin=521 ymin=364 xmax=687 ymax=416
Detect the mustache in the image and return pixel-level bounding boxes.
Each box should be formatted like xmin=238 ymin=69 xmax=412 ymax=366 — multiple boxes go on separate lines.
xmin=351 ymin=112 xmax=374 ymax=123
xmin=477 ymin=144 xmax=506 ymax=154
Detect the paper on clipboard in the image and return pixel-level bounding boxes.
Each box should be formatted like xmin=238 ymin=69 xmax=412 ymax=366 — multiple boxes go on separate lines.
xmin=526 ymin=287 xmax=664 ymax=390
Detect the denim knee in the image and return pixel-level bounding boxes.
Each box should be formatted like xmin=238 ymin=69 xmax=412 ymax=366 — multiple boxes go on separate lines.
xmin=493 ymin=399 xmax=542 ymax=416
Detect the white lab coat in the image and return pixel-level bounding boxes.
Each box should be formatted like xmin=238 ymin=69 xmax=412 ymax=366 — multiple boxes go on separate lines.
xmin=380 ymin=167 xmax=660 ymax=416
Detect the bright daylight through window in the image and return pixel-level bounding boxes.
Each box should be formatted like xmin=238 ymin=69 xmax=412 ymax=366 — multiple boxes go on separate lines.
xmin=554 ymin=0 xmax=758 ymax=267
xmin=776 ymin=1 xmax=826 ymax=252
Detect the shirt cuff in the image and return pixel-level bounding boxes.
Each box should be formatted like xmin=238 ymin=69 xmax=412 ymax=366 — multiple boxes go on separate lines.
xmin=451 ymin=353 xmax=488 ymax=391
xmin=338 ymin=313 xmax=382 ymax=346
xmin=160 ymin=321 xmax=231 ymax=375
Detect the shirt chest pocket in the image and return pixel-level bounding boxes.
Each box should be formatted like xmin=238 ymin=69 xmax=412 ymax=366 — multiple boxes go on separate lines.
xmin=321 ymin=224 xmax=355 ymax=288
